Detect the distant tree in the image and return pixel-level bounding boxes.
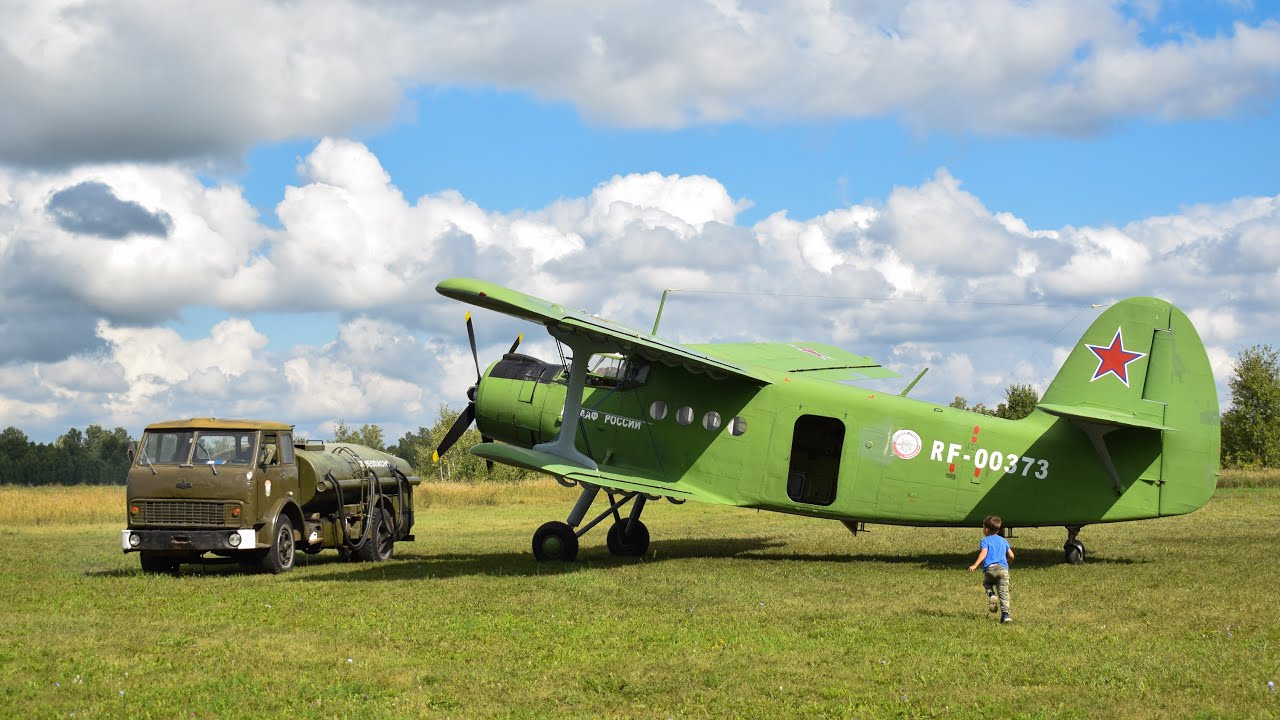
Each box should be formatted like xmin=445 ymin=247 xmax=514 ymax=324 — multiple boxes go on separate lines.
xmin=332 ymin=420 xmax=354 ymax=443
xmin=1 ymin=426 xmax=31 ymax=460
xmin=393 ymin=426 xmax=433 ymax=464
xmin=418 ymin=404 xmax=530 ymax=483
xmin=330 ymin=420 xmax=386 ymax=451
xmin=949 ymin=396 xmax=996 ymax=417
xmin=354 ymin=424 xmax=385 ymax=451
xmin=996 ymin=384 xmax=1040 ymax=420
xmin=1221 ymin=344 xmax=1280 ymax=468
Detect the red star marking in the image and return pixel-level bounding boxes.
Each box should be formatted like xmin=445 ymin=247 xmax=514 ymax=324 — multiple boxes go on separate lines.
xmin=1086 ymin=328 xmax=1146 ymax=387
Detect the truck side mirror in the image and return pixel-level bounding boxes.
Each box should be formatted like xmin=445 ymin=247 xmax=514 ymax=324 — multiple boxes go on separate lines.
xmin=128 ymin=441 xmax=136 ymax=462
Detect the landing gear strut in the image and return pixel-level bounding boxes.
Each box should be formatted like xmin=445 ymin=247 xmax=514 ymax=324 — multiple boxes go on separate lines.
xmin=531 ymin=482 xmax=654 ymax=561
xmin=1064 ymin=525 xmax=1086 ymax=565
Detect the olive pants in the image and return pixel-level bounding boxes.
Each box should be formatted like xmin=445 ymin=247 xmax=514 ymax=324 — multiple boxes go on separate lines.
xmin=982 ymin=565 xmax=1011 ymax=616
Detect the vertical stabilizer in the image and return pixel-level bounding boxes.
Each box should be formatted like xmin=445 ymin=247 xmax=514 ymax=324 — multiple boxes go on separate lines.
xmin=1038 ymin=298 xmax=1220 ymax=515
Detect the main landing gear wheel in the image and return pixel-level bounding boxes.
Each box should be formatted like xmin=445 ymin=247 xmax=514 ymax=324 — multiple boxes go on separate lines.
xmin=606 ymin=519 xmax=650 ymax=557
xmin=533 ymin=521 xmax=579 ymax=562
xmin=1064 ymin=538 xmax=1086 ymax=565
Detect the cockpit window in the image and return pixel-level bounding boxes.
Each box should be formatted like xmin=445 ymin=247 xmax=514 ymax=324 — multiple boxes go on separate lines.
xmin=587 ymin=354 xmax=649 ymax=388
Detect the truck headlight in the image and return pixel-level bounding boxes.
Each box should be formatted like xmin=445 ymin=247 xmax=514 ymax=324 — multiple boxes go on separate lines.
xmin=228 ymin=532 xmax=242 ymax=547
xmin=129 ymin=533 xmax=141 ymax=548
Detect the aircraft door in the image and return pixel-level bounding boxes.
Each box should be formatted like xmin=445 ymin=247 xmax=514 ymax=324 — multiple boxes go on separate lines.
xmin=784 ymin=414 xmax=846 ymax=507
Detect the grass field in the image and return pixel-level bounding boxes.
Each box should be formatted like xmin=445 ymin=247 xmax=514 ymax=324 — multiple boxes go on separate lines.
xmin=4 ymin=481 xmax=1279 ymax=719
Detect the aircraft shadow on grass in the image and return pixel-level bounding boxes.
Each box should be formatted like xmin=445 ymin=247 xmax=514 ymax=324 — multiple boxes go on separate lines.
xmin=87 ymin=538 xmax=1140 ymax=580
xmin=290 ymin=539 xmax=1140 ymax=584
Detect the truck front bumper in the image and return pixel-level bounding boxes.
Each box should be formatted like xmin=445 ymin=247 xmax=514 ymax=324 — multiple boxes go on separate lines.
xmin=121 ymin=528 xmax=258 ymax=553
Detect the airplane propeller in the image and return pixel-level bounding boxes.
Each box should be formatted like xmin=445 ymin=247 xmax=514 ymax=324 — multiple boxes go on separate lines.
xmin=431 ymin=312 xmax=521 ymax=466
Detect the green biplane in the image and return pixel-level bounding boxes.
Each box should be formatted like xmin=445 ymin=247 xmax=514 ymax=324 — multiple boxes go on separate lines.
xmin=433 ymin=277 xmax=1219 ymax=564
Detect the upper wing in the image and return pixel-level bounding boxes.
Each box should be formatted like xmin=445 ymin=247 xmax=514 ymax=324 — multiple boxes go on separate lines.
xmin=687 ymin=342 xmax=899 ymax=382
xmin=437 ymin=277 xmax=772 ymax=384
xmin=438 ymin=278 xmax=897 ymax=384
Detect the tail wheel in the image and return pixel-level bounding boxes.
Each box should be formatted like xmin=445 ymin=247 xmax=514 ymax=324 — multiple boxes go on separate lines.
xmin=532 ymin=521 xmax=579 ymax=562
xmin=606 ymin=519 xmax=650 ymax=557
xmin=260 ymin=515 xmax=296 ymax=574
xmin=353 ymin=508 xmax=396 ymax=562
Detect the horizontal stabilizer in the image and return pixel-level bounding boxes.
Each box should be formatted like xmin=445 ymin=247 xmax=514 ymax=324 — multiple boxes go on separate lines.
xmin=1037 ymin=402 xmax=1171 ymax=431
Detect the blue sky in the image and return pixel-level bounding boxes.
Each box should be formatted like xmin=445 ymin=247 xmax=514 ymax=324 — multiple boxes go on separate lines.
xmin=1 ymin=0 xmax=1278 ymax=443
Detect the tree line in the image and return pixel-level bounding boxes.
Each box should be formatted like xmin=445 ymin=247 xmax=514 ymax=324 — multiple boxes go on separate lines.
xmin=0 ymin=425 xmax=133 ymax=486
xmin=1 ymin=344 xmax=1275 ymax=485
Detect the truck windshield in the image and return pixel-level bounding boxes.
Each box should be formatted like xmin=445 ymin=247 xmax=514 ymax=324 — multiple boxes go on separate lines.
xmin=192 ymin=431 xmax=257 ymax=465
xmin=139 ymin=431 xmax=195 ymax=465
xmin=138 ymin=430 xmax=257 ymax=466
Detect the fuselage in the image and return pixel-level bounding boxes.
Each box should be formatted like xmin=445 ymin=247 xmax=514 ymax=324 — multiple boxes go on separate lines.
xmin=474 ymin=352 xmax=1180 ymax=528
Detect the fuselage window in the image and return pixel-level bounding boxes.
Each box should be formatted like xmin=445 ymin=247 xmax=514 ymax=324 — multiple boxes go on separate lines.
xmin=676 ymin=406 xmax=694 ymax=426
xmin=649 ymin=400 xmax=668 ymax=421
xmin=730 ymin=416 xmax=748 ymax=436
xmin=702 ymin=411 xmax=722 ymax=431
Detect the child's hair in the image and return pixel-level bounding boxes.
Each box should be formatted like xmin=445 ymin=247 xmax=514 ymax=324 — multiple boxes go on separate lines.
xmin=982 ymin=515 xmax=1003 ymax=534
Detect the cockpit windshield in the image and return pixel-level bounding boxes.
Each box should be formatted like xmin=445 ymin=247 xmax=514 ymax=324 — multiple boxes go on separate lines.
xmin=588 ymin=354 xmax=649 ymax=388
xmin=138 ymin=430 xmax=257 ymax=466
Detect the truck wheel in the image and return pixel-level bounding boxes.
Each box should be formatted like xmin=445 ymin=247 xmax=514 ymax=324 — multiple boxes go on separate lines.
xmin=260 ymin=515 xmax=296 ymax=574
xmin=353 ymin=508 xmax=395 ymax=562
xmin=139 ymin=552 xmax=178 ymax=575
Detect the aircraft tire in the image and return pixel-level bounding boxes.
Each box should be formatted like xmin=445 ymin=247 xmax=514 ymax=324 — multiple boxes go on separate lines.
xmin=532 ymin=521 xmax=579 ymax=562
xmin=1064 ymin=538 xmax=1086 ymax=565
xmin=260 ymin=515 xmax=296 ymax=574
xmin=606 ymin=519 xmax=650 ymax=557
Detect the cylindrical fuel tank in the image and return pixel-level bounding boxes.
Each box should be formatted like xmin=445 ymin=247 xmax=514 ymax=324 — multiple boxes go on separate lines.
xmin=295 ymin=443 xmax=418 ymax=511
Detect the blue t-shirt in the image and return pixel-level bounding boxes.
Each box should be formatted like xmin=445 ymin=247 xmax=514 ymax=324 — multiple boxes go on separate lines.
xmin=980 ymin=533 xmax=1010 ymax=570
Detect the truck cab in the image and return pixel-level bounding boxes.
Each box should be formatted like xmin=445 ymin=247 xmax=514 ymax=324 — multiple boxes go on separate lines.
xmin=122 ymin=418 xmax=418 ymax=574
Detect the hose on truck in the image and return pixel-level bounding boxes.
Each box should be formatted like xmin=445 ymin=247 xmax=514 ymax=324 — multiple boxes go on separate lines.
xmin=326 ymin=468 xmax=380 ymax=553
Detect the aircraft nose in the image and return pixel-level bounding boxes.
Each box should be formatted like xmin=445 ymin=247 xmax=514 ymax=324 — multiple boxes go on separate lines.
xmin=467 ymin=385 xmax=478 ymax=402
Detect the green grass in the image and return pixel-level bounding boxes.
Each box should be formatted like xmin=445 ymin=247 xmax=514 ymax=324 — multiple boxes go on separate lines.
xmin=4 ymin=484 xmax=1279 ymax=719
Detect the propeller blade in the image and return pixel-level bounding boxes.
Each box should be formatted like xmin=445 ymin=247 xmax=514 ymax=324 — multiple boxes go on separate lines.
xmin=432 ymin=403 xmax=477 ymax=462
xmin=465 ymin=311 xmax=481 ymax=384
xmin=507 ymin=333 xmax=523 ymax=355
xmin=481 ymin=434 xmax=495 ymax=472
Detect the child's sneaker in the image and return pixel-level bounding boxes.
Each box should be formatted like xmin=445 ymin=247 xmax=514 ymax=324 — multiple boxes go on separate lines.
xmin=1000 ymin=613 xmax=1013 ymax=624
xmin=987 ymin=592 xmax=999 ymax=613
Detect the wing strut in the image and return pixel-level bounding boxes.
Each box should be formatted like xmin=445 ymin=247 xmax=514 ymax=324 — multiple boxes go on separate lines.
xmin=533 ymin=327 xmax=609 ymax=470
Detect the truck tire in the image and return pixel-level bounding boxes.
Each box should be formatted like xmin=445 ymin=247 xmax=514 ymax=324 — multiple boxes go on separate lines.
xmin=139 ymin=552 xmax=178 ymax=575
xmin=260 ymin=515 xmax=296 ymax=574
xmin=353 ymin=508 xmax=395 ymax=562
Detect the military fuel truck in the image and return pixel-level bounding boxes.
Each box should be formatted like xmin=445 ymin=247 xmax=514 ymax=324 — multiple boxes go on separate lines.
xmin=122 ymin=418 xmax=420 ymax=574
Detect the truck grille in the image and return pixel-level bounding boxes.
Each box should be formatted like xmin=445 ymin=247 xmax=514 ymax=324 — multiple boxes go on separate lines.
xmin=140 ymin=501 xmax=235 ymax=527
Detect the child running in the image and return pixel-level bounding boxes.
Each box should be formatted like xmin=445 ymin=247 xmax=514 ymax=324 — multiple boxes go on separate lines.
xmin=967 ymin=514 xmax=1015 ymax=624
